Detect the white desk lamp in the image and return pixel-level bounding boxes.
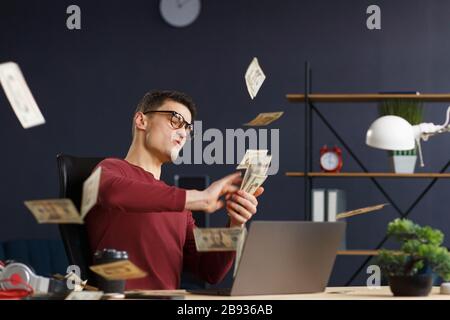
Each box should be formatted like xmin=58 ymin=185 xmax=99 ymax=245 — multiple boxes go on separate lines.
xmin=366 ymin=106 xmax=450 ymax=167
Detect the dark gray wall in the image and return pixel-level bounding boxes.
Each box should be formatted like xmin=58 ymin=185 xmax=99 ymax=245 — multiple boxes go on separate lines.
xmin=1 ymin=0 xmax=449 ymax=286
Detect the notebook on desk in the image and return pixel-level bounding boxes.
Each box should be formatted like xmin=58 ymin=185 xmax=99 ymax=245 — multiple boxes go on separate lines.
xmin=190 ymin=221 xmax=345 ymax=296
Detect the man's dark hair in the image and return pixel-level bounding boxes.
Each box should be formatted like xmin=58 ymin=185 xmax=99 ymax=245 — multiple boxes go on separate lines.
xmin=132 ymin=90 xmax=197 ymax=136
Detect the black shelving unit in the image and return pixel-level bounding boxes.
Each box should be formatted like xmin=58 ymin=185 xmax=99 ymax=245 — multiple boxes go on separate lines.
xmin=286 ymin=62 xmax=450 ymax=285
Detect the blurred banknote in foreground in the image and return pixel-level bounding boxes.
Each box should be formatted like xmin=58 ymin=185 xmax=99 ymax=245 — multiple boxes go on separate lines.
xmin=0 ymin=61 xmax=45 ymax=128
xmin=90 ymin=260 xmax=147 ymax=281
xmin=24 ymin=167 xmax=102 ymax=224
xmin=245 ymin=57 xmax=266 ymax=99
xmin=193 ymin=227 xmax=246 ymax=252
xmin=65 ymin=291 xmax=104 ymax=300
xmin=244 ymin=111 xmax=283 ymax=126
xmin=24 ymin=199 xmax=83 ymax=224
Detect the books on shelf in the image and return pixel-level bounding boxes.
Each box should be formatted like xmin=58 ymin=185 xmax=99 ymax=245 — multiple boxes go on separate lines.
xmin=312 ymin=188 xmax=346 ymax=249
xmin=327 ymin=189 xmax=346 ymax=222
xmin=311 ymin=189 xmax=325 ymax=222
xmin=311 ymin=189 xmax=346 ymax=222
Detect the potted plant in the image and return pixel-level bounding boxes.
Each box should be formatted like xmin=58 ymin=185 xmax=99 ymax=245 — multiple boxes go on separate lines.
xmin=376 ymin=219 xmax=450 ymax=296
xmin=378 ymin=99 xmax=424 ymax=173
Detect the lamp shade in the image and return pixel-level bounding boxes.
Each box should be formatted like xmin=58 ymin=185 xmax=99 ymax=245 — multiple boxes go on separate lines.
xmin=366 ymin=115 xmax=415 ymax=150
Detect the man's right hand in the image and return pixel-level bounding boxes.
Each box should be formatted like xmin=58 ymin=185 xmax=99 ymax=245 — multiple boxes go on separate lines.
xmin=185 ymin=172 xmax=242 ymax=213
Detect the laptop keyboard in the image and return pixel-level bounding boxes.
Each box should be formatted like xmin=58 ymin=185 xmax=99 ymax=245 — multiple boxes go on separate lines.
xmin=188 ymin=288 xmax=232 ymax=296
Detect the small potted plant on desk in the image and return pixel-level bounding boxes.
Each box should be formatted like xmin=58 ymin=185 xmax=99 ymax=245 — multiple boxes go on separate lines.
xmin=378 ymin=98 xmax=424 ymax=173
xmin=376 ymin=218 xmax=450 ymax=296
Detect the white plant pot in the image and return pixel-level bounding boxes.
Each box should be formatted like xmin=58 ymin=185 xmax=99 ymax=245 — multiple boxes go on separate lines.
xmin=390 ymin=155 xmax=417 ymax=174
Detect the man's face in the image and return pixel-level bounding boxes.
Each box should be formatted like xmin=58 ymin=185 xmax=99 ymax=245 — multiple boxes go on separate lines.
xmin=141 ymin=100 xmax=192 ymax=163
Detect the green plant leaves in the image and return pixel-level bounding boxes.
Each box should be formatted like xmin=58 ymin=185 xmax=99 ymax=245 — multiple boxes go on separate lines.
xmin=378 ymin=99 xmax=424 ymax=125
xmin=377 ymin=219 xmax=450 ymax=280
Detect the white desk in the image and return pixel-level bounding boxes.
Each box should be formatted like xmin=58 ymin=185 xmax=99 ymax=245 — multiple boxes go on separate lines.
xmin=125 ymin=286 xmax=450 ymax=300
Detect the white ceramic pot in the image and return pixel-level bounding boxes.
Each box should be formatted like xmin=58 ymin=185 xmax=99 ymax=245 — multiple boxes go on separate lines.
xmin=390 ymin=155 xmax=417 ymax=174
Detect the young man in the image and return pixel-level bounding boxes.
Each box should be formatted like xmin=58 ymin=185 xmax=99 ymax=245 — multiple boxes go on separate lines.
xmin=85 ymin=90 xmax=264 ymax=290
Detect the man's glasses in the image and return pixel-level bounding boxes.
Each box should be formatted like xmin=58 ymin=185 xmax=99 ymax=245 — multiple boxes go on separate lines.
xmin=144 ymin=110 xmax=194 ymax=139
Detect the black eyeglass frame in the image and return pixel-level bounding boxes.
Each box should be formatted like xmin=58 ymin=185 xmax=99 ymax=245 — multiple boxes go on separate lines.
xmin=143 ymin=110 xmax=194 ymax=138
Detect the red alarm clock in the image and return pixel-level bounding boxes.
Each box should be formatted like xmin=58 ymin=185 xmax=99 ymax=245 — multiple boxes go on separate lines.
xmin=320 ymin=145 xmax=343 ymax=173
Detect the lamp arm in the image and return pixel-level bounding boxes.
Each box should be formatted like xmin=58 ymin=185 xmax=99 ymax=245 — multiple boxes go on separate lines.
xmin=416 ymin=137 xmax=425 ymax=167
xmin=411 ymin=106 xmax=450 ymax=167
xmin=413 ymin=106 xmax=450 ymax=141
xmin=442 ymin=106 xmax=450 ymax=128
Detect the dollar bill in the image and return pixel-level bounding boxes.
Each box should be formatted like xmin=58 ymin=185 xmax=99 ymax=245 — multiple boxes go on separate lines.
xmin=80 ymin=166 xmax=102 ymax=219
xmin=193 ymin=227 xmax=245 ymax=252
xmin=245 ymin=57 xmax=266 ymax=99
xmin=0 ymin=61 xmax=45 ymax=129
xmin=239 ymin=151 xmax=271 ymax=194
xmin=244 ymin=112 xmax=284 ymax=126
xmin=65 ymin=291 xmax=104 ymax=300
xmin=336 ymin=203 xmax=389 ymax=220
xmin=249 ymin=154 xmax=271 ymax=175
xmin=89 ymin=260 xmax=147 ymax=281
xmin=24 ymin=167 xmax=102 ymax=224
xmin=236 ymin=149 xmax=268 ymax=170
xmin=24 ymin=199 xmax=83 ymax=224
xmin=241 ymin=174 xmax=267 ymax=195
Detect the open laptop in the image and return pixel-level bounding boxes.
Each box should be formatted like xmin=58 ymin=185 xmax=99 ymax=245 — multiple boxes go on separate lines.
xmin=190 ymin=221 xmax=345 ymax=296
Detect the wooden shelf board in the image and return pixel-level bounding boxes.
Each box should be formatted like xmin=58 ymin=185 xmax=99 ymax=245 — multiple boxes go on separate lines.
xmin=286 ymin=93 xmax=450 ymax=103
xmin=337 ymin=250 xmax=403 ymax=256
xmin=285 ymin=172 xmax=450 ymax=178
xmin=286 ymin=172 xmax=306 ymax=177
xmin=337 ymin=250 xmax=380 ymax=256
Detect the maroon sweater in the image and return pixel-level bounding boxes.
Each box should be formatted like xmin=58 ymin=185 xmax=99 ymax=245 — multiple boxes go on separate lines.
xmin=85 ymin=158 xmax=235 ymax=290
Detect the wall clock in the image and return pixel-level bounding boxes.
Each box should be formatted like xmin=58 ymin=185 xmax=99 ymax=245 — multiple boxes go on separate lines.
xmin=160 ymin=0 xmax=201 ymax=28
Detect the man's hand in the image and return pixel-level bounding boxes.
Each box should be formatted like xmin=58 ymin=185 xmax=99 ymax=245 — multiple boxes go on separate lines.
xmin=226 ymin=187 xmax=264 ymax=228
xmin=185 ymin=172 xmax=242 ymax=213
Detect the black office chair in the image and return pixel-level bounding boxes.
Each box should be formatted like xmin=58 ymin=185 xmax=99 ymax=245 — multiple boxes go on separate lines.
xmin=56 ymin=154 xmax=104 ymax=285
